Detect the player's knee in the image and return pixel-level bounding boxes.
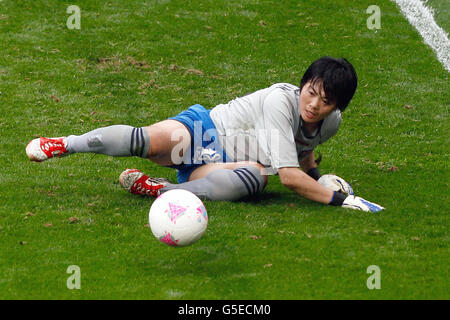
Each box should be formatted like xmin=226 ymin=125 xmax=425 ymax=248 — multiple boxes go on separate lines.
xmin=233 ymin=165 xmax=266 ymax=195
xmin=145 ymin=121 xmax=191 ymax=161
xmin=236 ymin=162 xmax=268 ymax=191
xmin=144 ymin=124 xmax=163 ymax=157
xmin=255 ymin=164 xmax=268 ymax=189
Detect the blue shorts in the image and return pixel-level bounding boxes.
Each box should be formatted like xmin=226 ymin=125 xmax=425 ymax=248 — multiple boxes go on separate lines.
xmin=168 ymin=104 xmax=229 ymax=183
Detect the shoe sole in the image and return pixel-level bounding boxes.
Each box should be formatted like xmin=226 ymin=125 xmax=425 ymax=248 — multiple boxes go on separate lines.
xmin=119 ymin=168 xmax=141 ymax=190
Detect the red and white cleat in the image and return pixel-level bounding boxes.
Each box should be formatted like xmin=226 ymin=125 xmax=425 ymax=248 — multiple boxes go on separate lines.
xmin=119 ymin=168 xmax=170 ymax=197
xmin=26 ymin=137 xmax=69 ymax=162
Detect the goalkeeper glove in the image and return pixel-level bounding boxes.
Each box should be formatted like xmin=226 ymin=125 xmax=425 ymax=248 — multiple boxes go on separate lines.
xmin=318 ymin=174 xmax=354 ymax=196
xmin=329 ymin=192 xmax=384 ymax=212
xmin=342 ymin=195 xmax=384 ymax=212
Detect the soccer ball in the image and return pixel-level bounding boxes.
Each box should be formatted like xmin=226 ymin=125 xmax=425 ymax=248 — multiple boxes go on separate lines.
xmin=149 ymin=189 xmax=208 ymax=247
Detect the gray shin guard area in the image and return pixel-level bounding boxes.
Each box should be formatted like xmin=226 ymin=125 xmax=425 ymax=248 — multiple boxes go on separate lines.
xmin=66 ymin=125 xmax=150 ymax=158
xmin=163 ymin=166 xmax=265 ymax=201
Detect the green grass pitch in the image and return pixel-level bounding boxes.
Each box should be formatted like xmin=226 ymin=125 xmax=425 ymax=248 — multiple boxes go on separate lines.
xmin=0 ymin=0 xmax=448 ymax=299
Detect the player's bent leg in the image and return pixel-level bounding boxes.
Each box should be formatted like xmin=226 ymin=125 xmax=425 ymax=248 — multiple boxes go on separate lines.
xmin=118 ymin=162 xmax=267 ymax=201
xmin=188 ymin=161 xmax=268 ymax=187
xmin=162 ymin=162 xmax=268 ymax=201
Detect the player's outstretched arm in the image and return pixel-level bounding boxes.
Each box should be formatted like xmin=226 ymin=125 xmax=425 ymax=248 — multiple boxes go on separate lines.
xmin=278 ymin=167 xmax=334 ymax=204
xmin=278 ymin=167 xmax=384 ymax=212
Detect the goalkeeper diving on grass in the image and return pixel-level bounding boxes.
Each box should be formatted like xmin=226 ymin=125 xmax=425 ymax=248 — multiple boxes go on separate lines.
xmin=26 ymin=57 xmax=384 ymax=212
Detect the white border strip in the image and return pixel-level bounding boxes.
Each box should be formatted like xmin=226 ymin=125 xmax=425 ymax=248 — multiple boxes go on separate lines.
xmin=392 ymin=0 xmax=450 ymax=72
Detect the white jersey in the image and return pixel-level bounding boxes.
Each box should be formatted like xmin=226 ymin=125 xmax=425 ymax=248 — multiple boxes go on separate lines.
xmin=210 ymin=83 xmax=342 ymax=174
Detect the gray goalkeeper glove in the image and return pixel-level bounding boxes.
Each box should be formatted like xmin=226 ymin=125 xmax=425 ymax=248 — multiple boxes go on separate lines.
xmin=318 ymin=174 xmax=354 ymax=196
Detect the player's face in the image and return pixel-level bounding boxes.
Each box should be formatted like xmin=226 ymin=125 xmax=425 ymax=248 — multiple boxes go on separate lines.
xmin=299 ymin=81 xmax=337 ymax=124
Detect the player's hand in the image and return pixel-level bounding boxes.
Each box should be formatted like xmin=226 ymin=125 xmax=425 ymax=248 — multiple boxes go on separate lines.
xmin=342 ymin=195 xmax=384 ymax=212
xmin=318 ymin=174 xmax=354 ymax=196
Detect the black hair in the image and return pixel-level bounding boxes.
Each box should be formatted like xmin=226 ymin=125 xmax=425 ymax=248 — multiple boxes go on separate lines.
xmin=299 ymin=57 xmax=357 ymax=111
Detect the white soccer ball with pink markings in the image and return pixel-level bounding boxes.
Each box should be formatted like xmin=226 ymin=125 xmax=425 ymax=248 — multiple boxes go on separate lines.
xmin=149 ymin=189 xmax=208 ymax=247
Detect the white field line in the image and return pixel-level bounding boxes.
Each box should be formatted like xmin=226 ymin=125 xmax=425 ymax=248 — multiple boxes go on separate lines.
xmin=392 ymin=0 xmax=450 ymax=72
